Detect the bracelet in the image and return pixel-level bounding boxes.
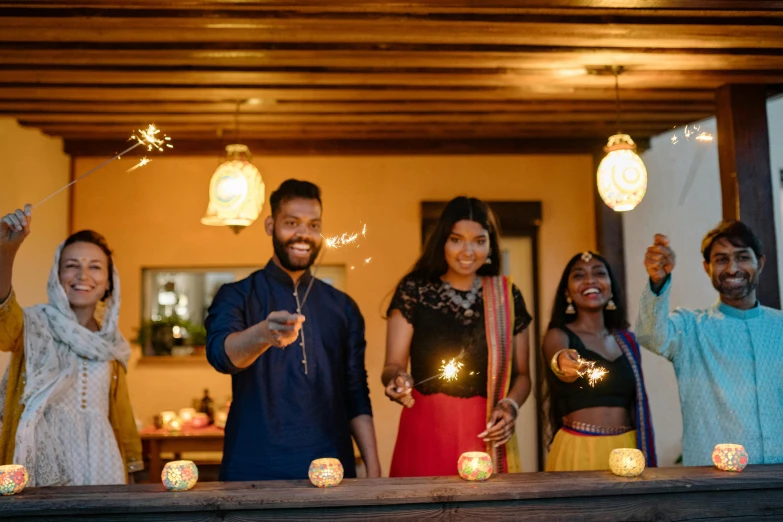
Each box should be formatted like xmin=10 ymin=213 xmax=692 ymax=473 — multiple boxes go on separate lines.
xmin=550 ymin=349 xmax=569 ymax=376
xmin=497 ymin=398 xmax=519 ymax=417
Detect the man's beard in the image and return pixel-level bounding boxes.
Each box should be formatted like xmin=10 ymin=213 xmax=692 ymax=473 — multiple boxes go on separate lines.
xmin=712 ymin=271 xmax=757 ymax=301
xmin=272 ymin=231 xmax=321 ymax=271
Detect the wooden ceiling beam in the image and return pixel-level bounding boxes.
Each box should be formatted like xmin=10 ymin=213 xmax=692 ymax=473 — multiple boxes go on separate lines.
xmin=3 ymin=69 xmax=783 ymax=88
xmin=0 ymin=86 xmax=720 ymax=102
xmin=0 ymin=100 xmax=718 ymax=114
xmin=62 ymin=136 xmax=618 ymax=157
xmin=2 ymin=18 xmax=783 ymax=49
xmin=3 ymin=48 xmax=783 ymax=71
xmin=3 ymin=2 xmax=783 ymax=16
xmin=13 ymin=111 xmax=711 ymax=124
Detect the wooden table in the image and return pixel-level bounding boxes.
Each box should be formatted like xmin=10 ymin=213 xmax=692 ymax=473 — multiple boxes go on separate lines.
xmin=139 ymin=426 xmax=224 ymax=481
xmin=3 ymin=465 xmax=783 ymax=521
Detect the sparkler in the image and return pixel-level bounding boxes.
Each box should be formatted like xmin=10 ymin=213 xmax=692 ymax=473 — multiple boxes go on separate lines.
xmin=413 ymin=358 xmax=465 ymax=387
xmin=299 ymin=223 xmax=368 ymax=310
xmin=33 ymin=124 xmax=171 ymax=208
xmin=670 ymin=124 xmax=713 ymax=147
xmin=575 ymin=357 xmax=607 ymax=387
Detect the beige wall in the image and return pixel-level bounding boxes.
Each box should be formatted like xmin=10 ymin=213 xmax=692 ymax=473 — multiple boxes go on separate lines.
xmin=72 ymin=153 xmax=595 ymax=475
xmin=0 ymin=119 xmax=69 ymax=373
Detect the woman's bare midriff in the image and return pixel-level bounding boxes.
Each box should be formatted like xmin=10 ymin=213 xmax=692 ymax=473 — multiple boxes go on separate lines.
xmin=564 ymin=406 xmax=631 ymax=428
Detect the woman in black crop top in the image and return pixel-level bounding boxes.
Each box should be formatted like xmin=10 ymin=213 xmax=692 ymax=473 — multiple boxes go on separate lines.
xmin=542 ymin=251 xmax=656 ymax=471
xmin=382 ymin=197 xmax=533 ymax=477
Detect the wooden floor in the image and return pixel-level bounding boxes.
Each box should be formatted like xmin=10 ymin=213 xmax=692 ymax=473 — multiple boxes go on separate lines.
xmin=3 ymin=465 xmax=783 ymax=521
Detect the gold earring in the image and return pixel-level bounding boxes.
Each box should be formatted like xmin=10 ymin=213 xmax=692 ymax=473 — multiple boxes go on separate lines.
xmin=606 ymin=299 xmax=617 ymax=311
xmin=566 ymin=296 xmax=575 ymax=314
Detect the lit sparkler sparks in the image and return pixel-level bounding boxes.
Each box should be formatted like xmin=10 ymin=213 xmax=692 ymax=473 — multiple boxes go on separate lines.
xmin=299 ymin=223 xmax=369 ymax=309
xmin=576 ymin=358 xmax=607 ymax=387
xmin=33 ymin=124 xmax=171 ymax=208
xmin=438 ymin=358 xmax=464 ymax=382
xmin=126 ymin=157 xmax=151 ymax=172
xmin=413 ymin=350 xmax=467 ymax=387
xmin=670 ymin=124 xmax=713 ymax=147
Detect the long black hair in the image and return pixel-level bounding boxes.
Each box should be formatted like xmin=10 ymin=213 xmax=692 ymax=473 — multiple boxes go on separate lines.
xmin=62 ymin=230 xmax=115 ymax=301
xmin=541 ymin=251 xmax=629 ymax=447
xmin=407 ymin=196 xmax=502 ymax=283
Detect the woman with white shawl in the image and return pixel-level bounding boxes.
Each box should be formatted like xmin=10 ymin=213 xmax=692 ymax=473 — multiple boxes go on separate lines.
xmin=0 ymin=204 xmax=142 ymax=486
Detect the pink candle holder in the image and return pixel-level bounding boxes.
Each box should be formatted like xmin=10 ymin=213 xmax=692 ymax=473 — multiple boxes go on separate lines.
xmin=457 ymin=451 xmax=493 ymax=481
xmin=712 ymin=444 xmax=748 ymax=472
xmin=0 ymin=465 xmax=28 ymax=496
xmin=308 ymin=458 xmax=344 ymax=487
xmin=161 ymin=460 xmax=199 ymax=491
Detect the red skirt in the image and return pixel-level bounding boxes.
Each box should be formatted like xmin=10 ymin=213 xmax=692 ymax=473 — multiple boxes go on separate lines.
xmin=389 ymin=389 xmax=487 ymax=477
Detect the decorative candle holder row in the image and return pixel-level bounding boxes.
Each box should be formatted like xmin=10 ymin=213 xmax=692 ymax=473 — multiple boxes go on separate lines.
xmin=159 ymin=408 xmax=210 ymax=430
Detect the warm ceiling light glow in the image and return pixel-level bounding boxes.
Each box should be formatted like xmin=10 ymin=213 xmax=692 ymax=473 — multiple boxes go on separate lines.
xmin=201 ymin=144 xmax=265 ymax=233
xmin=596 ymin=134 xmax=648 ymax=212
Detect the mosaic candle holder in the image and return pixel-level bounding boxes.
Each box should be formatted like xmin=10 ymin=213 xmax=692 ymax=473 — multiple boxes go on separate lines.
xmin=609 ymin=448 xmax=645 ymax=477
xmin=161 ymin=460 xmax=199 ymax=491
xmin=457 ymin=451 xmax=493 ymax=481
xmin=712 ymin=444 xmax=748 ymax=472
xmin=308 ymin=458 xmax=344 ymax=487
xmin=0 ymin=465 xmax=28 ymax=496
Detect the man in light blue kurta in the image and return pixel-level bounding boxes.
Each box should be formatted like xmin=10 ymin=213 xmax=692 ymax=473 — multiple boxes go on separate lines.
xmin=636 ymin=221 xmax=783 ymax=466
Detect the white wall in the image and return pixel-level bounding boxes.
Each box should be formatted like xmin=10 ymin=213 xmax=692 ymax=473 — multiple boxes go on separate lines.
xmin=623 ymin=95 xmax=783 ymax=466
xmin=0 ymin=119 xmax=70 ymax=373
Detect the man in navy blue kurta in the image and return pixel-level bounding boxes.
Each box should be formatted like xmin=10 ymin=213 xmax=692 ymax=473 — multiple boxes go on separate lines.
xmin=205 ymin=179 xmax=380 ymax=481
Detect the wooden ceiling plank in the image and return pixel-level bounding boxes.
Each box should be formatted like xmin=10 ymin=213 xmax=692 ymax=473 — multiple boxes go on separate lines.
xmin=3 ymin=49 xmax=783 ymax=72
xmin=2 ymin=18 xmax=783 ymax=49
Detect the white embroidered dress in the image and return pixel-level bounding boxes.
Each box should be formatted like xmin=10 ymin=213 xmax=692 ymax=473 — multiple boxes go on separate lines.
xmin=2 ymin=241 xmax=130 ymax=486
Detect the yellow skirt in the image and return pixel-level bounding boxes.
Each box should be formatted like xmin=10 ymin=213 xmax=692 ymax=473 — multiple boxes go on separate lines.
xmin=545 ymin=428 xmax=637 ymax=472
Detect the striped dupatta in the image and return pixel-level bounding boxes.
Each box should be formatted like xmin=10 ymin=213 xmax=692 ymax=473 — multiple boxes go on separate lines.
xmin=615 ymin=330 xmax=658 ymax=467
xmin=482 ymin=276 xmax=522 ymax=473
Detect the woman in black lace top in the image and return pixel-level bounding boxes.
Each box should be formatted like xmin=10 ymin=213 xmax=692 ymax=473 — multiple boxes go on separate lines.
xmin=382 ymin=197 xmax=532 ymax=477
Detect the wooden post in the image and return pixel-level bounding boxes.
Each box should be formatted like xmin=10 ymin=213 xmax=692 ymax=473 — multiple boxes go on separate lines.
xmin=715 ymin=85 xmax=780 ymax=309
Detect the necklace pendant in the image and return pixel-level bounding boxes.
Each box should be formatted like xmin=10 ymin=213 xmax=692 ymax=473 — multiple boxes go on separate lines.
xmin=464 ymin=309 xmax=474 ymax=317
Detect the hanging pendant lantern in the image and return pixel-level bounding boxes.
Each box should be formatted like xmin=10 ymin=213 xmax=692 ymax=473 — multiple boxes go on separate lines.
xmin=201 ymin=144 xmax=265 ymax=233
xmin=596 ymin=133 xmax=647 ymax=211
xmin=597 ymin=66 xmax=648 ymax=212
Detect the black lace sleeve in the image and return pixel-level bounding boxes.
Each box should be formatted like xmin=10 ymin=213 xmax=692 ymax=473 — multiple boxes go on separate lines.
xmin=512 ymin=284 xmax=532 ymax=335
xmin=387 ymin=276 xmax=419 ymax=325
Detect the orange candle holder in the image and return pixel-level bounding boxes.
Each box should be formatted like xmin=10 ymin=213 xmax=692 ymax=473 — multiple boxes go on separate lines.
xmin=308 ymin=458 xmax=344 ymax=487
xmin=712 ymin=444 xmax=748 ymax=472
xmin=161 ymin=460 xmax=199 ymax=491
xmin=609 ymin=448 xmax=645 ymax=477
xmin=457 ymin=451 xmax=493 ymax=481
xmin=0 ymin=465 xmax=28 ymax=496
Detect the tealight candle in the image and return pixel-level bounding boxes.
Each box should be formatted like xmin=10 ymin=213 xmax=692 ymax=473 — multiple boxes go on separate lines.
xmin=609 ymin=448 xmax=645 ymax=477
xmin=0 ymin=465 xmax=28 ymax=496
xmin=159 ymin=411 xmax=177 ymax=425
xmin=161 ymin=460 xmax=199 ymax=491
xmin=457 ymin=451 xmax=493 ymax=481
xmin=178 ymin=408 xmax=197 ymax=424
xmin=712 ymin=443 xmax=748 ymax=472
xmin=166 ymin=418 xmax=183 ymax=432
xmin=308 ymin=458 xmax=344 ymax=487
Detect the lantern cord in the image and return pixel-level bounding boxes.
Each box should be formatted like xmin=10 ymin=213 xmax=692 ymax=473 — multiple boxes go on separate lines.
xmin=614 ymin=67 xmax=622 ymax=134
xmin=234 ymin=100 xmax=241 ymax=144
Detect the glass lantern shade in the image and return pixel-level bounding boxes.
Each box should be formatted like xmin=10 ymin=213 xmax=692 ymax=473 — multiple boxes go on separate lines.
xmin=201 ymin=144 xmax=264 ymax=233
xmin=596 ymin=133 xmax=648 ymax=212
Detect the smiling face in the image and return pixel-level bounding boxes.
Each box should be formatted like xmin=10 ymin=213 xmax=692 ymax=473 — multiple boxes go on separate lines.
xmin=266 ymin=197 xmax=323 ymax=272
xmin=566 ymin=257 xmax=612 ymax=312
xmin=443 ymin=220 xmax=490 ymax=278
xmin=704 ymin=237 xmax=764 ymax=303
xmin=58 ymin=241 xmax=111 ymax=309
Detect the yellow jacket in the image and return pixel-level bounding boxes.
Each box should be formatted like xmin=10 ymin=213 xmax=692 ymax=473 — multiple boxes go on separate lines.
xmin=0 ymin=290 xmax=143 ymax=479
